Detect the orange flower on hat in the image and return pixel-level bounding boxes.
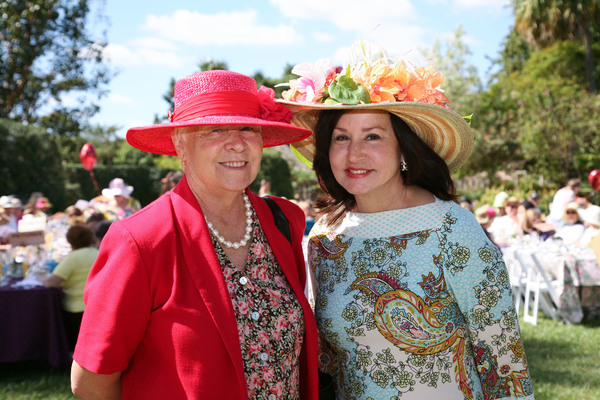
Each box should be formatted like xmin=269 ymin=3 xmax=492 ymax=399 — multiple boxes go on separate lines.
xmin=403 ymin=65 xmax=449 ymax=106
xmin=391 ymin=61 xmax=413 ymax=102
xmin=351 ymin=59 xmax=399 ymax=103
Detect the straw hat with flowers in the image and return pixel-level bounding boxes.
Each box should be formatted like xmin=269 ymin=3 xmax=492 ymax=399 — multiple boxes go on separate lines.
xmin=277 ymin=42 xmax=474 ymax=172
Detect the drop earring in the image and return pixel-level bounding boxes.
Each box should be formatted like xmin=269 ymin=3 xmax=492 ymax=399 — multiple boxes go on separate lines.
xmin=401 ymin=160 xmax=408 ymax=171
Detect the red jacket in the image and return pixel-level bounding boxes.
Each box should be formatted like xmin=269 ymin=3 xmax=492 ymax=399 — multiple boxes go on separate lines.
xmin=74 ymin=177 xmax=319 ymax=399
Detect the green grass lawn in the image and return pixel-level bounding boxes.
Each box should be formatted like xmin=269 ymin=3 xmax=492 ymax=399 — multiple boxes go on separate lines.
xmin=520 ymin=316 xmax=600 ymax=400
xmin=0 ymin=360 xmax=73 ymax=399
xmin=0 ymin=316 xmax=598 ymax=399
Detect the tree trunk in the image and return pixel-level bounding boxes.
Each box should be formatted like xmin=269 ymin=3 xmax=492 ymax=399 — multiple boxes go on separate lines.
xmin=582 ymin=24 xmax=596 ymax=94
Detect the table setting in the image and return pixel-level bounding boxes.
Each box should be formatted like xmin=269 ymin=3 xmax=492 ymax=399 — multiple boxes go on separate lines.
xmin=0 ymin=222 xmax=73 ymax=369
xmin=501 ymin=235 xmax=600 ymax=324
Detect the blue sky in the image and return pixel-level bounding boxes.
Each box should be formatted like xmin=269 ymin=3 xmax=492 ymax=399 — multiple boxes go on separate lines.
xmin=87 ymin=0 xmax=514 ymax=138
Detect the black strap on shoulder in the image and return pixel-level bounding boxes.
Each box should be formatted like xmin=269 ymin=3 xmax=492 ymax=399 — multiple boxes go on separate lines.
xmin=262 ymin=196 xmax=291 ymax=244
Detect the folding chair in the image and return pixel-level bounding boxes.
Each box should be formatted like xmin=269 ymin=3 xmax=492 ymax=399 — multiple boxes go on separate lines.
xmin=502 ymin=247 xmax=528 ymax=314
xmin=514 ymin=249 xmax=561 ymax=325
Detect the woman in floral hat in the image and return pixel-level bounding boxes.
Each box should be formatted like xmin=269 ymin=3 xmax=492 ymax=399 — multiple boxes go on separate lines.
xmin=71 ymin=70 xmax=319 ymax=399
xmin=279 ymin=43 xmax=534 ymax=399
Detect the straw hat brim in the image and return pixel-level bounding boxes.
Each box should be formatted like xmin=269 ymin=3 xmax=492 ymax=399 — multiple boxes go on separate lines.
xmin=277 ymin=100 xmax=474 ymax=172
xmin=126 ymin=115 xmax=312 ymax=156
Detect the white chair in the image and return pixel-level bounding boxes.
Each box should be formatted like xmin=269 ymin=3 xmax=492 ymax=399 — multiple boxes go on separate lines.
xmin=502 ymin=247 xmax=528 ymax=314
xmin=514 ymin=249 xmax=562 ymax=325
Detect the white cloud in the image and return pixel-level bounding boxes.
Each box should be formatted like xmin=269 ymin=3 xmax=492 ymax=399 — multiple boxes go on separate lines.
xmin=142 ymin=9 xmax=302 ymax=46
xmin=269 ymin=0 xmax=427 ymax=61
xmin=269 ymin=0 xmax=418 ymax=31
xmin=103 ymin=43 xmax=183 ymax=68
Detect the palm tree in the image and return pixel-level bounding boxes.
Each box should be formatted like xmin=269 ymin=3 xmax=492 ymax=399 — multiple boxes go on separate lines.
xmin=513 ymin=0 xmax=599 ymax=93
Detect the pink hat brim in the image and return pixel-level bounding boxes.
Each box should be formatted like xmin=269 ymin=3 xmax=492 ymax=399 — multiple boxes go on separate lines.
xmin=126 ymin=115 xmax=311 ymax=156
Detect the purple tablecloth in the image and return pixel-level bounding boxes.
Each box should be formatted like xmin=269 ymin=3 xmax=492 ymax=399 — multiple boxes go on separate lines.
xmin=0 ymin=280 xmax=71 ymax=369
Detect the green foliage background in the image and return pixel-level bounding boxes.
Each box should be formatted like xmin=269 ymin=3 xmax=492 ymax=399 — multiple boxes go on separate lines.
xmin=0 ymin=119 xmax=66 ymax=208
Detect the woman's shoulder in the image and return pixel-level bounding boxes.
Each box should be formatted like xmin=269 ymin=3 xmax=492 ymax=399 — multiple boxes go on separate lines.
xmin=256 ymin=195 xmax=305 ymax=221
xmin=105 ymin=194 xmax=176 ymax=241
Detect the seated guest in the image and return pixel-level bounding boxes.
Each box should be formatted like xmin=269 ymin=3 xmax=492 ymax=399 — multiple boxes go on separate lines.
xmin=0 ymin=195 xmax=21 ymax=244
xmin=100 ymin=178 xmax=141 ymax=220
xmin=159 ymin=170 xmax=184 ymax=196
xmin=521 ymin=191 xmax=541 ymax=212
xmin=554 ymin=202 xmax=585 ymax=247
xmin=43 ymin=224 xmax=99 ymax=351
xmin=488 ymin=196 xmax=523 ymax=245
xmin=86 ymin=212 xmax=106 ymax=247
xmin=94 ymin=220 xmax=112 ymax=246
xmin=459 ymin=196 xmax=474 ymax=213
xmin=475 ymin=204 xmax=496 ymax=245
xmin=521 ymin=208 xmax=555 ymax=242
xmin=579 ymin=205 xmax=600 ymax=248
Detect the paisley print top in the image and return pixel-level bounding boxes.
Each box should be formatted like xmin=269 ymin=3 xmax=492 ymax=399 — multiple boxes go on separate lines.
xmin=308 ymin=198 xmax=534 ymax=400
xmin=212 ymin=211 xmax=304 ymax=399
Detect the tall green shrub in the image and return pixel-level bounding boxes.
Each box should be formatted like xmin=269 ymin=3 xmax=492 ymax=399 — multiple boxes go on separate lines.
xmin=0 ymin=119 xmax=66 ymax=210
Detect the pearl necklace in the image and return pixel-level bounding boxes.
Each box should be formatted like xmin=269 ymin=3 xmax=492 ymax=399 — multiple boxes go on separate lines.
xmin=205 ymin=192 xmax=253 ymax=249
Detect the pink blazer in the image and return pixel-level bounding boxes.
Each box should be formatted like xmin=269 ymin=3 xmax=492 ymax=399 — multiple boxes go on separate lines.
xmin=74 ymin=176 xmax=319 ymax=399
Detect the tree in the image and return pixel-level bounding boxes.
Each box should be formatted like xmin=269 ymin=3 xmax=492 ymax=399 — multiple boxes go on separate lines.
xmin=488 ymin=28 xmax=533 ymax=84
xmin=254 ymin=64 xmax=296 ymax=98
xmin=420 ymin=26 xmax=485 ymax=179
xmin=250 ymin=149 xmax=295 ymax=198
xmin=513 ymin=0 xmax=600 ymax=92
xmin=0 ymin=0 xmax=112 ymax=136
xmin=0 ymin=118 xmax=66 ymax=207
xmin=468 ymin=40 xmax=600 ymax=185
xmin=421 ymin=25 xmax=482 ymax=118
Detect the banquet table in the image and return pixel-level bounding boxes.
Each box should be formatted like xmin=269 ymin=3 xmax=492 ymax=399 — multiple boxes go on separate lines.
xmin=0 ymin=279 xmax=71 ymax=369
xmin=503 ymin=244 xmax=600 ymax=324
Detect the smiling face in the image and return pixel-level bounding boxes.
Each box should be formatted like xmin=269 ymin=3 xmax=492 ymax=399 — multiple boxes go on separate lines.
xmin=172 ymin=125 xmax=263 ymax=198
xmin=564 ymin=207 xmax=580 ymax=225
xmin=328 ymin=110 xmax=404 ymax=208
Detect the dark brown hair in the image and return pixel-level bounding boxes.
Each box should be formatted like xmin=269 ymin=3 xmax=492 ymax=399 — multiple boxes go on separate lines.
xmin=313 ymin=109 xmax=457 ymax=226
xmin=66 ymin=224 xmax=95 ymax=250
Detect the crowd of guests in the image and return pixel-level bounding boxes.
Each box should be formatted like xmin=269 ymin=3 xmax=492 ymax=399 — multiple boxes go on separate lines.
xmin=0 ymin=173 xmax=184 ymax=353
xmin=465 ymin=179 xmax=600 ymax=251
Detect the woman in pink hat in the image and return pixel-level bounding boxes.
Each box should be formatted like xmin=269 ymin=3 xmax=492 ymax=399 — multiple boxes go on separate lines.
xmin=99 ymin=177 xmax=141 ymax=220
xmin=279 ymin=43 xmax=534 ymax=399
xmin=71 ymin=70 xmax=319 ymax=399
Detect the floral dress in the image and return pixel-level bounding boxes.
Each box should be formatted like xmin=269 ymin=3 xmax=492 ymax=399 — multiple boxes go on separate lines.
xmin=212 ymin=208 xmax=304 ymax=399
xmin=308 ymin=198 xmax=534 ymax=400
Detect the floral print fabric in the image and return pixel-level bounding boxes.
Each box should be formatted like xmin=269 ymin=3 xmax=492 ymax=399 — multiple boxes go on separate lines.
xmin=308 ymin=198 xmax=534 ymax=400
xmin=213 ymin=210 xmax=304 ymax=399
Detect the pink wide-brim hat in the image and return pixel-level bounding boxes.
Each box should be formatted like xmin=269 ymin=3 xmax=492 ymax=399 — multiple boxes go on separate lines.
xmin=126 ymin=70 xmax=311 ymax=155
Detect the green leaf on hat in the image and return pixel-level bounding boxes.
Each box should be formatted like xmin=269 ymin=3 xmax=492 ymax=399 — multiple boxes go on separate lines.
xmin=290 ymin=145 xmax=313 ymax=169
xmin=328 ymin=74 xmax=371 ymax=105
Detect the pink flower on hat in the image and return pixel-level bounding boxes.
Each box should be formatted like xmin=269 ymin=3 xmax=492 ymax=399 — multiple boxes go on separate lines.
xmin=257 ymin=86 xmax=293 ymax=123
xmin=282 ymin=59 xmax=338 ymax=102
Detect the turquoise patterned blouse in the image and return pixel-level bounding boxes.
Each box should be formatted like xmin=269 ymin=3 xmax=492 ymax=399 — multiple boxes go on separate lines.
xmin=308 ymin=198 xmax=534 ymax=400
